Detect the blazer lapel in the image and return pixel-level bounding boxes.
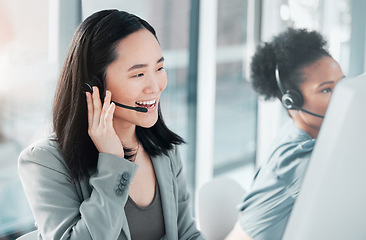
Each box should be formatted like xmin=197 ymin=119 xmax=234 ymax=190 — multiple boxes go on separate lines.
xmin=120 ymin=213 xmax=131 ymax=240
xmin=151 ymin=153 xmax=178 ymax=239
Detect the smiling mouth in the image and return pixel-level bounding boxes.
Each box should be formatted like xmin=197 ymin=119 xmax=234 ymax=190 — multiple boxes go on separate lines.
xmin=135 ymin=99 xmax=157 ymax=109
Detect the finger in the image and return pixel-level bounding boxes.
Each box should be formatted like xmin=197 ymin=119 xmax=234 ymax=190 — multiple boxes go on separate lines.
xmin=86 ymin=92 xmax=93 ymax=129
xmin=100 ymin=90 xmax=112 ymax=126
xmin=104 ymin=102 xmax=115 ymax=129
xmin=92 ymin=86 xmax=102 ymax=128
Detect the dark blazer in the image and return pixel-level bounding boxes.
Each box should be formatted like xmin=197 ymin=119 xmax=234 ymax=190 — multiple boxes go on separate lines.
xmin=18 ymin=137 xmax=205 ymax=240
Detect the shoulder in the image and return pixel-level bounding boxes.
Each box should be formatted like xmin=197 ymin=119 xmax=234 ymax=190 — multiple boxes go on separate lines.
xmin=166 ymin=144 xmax=180 ymax=159
xmin=251 ymin=122 xmax=315 ymax=190
xmin=274 ymin=127 xmax=314 ymax=167
xmin=270 ymin=122 xmax=314 ymax=165
xmin=262 ymin=124 xmax=316 ymax=195
xmin=18 ymin=136 xmax=70 ymax=177
xmin=19 ymin=136 xmax=61 ymax=160
xmin=160 ymin=145 xmax=182 ymax=176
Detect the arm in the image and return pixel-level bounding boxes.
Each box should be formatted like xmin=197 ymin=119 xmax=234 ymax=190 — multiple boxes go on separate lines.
xmin=225 ymin=221 xmax=253 ymax=240
xmin=19 ymin=88 xmax=136 ymax=239
xmin=172 ymin=147 xmax=206 ymax=240
xmin=226 ymin=139 xmax=314 ymax=240
xmin=19 ymin=145 xmax=138 ymax=240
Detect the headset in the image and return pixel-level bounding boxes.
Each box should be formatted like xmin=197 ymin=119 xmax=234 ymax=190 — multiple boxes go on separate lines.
xmin=82 ymin=77 xmax=148 ymax=113
xmin=81 ymin=11 xmax=147 ymax=113
xmin=275 ymin=65 xmax=324 ymax=118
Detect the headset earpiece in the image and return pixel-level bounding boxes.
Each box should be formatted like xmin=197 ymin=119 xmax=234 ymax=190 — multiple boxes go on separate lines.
xmin=82 ymin=82 xmax=93 ymax=93
xmin=281 ymin=89 xmax=304 ymax=110
xmin=275 ymin=65 xmax=304 ymax=110
xmin=82 ymin=76 xmax=105 ymax=99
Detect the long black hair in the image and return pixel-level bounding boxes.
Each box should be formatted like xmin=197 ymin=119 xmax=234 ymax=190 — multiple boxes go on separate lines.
xmin=53 ymin=10 xmax=184 ymax=180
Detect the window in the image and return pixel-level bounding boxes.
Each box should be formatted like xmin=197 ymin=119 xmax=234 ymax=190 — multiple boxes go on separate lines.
xmin=214 ymin=0 xmax=257 ymax=175
xmin=0 ymin=0 xmax=55 ymax=238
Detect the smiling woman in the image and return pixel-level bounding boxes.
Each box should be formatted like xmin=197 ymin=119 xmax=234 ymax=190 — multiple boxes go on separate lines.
xmin=105 ymin=32 xmax=167 ymax=125
xmin=18 ymin=9 xmax=205 ymax=240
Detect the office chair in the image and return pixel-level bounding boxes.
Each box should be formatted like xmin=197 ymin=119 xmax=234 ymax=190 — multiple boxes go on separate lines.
xmin=15 ymin=230 xmax=38 ymax=240
xmin=195 ymin=177 xmax=246 ymax=240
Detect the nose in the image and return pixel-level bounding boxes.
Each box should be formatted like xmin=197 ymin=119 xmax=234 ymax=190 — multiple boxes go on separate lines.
xmin=143 ymin=73 xmax=166 ymax=94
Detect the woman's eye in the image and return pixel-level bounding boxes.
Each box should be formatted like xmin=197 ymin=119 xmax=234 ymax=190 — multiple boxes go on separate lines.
xmin=322 ymin=88 xmax=332 ymax=93
xmin=157 ymin=66 xmax=164 ymax=71
xmin=133 ymin=73 xmax=144 ymax=78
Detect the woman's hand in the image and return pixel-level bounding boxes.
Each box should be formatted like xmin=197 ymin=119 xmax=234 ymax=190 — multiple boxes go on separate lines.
xmin=86 ymin=87 xmax=124 ymax=158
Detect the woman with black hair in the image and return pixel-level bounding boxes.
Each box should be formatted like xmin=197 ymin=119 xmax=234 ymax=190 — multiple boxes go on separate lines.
xmin=18 ymin=10 xmax=204 ymax=240
xmin=226 ymin=28 xmax=344 ymax=240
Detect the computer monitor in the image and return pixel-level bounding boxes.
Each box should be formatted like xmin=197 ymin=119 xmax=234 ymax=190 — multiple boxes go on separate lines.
xmin=283 ymin=73 xmax=366 ymax=240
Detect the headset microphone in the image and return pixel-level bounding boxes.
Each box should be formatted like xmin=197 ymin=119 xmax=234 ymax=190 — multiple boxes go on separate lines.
xmin=111 ymin=101 xmax=148 ymax=113
xmin=298 ymin=108 xmax=324 ymax=119
xmin=275 ymin=66 xmax=324 ymax=119
xmin=83 ymin=82 xmax=148 ymax=113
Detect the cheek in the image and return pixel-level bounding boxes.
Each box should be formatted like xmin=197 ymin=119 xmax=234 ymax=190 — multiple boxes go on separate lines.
xmin=159 ymin=73 xmax=168 ymax=92
xmin=111 ymin=86 xmax=133 ymax=102
xmin=319 ymin=94 xmax=332 ymax=110
xmin=304 ymin=94 xmax=331 ymax=113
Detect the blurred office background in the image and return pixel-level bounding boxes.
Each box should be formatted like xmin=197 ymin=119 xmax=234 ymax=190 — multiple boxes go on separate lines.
xmin=0 ymin=0 xmax=365 ymax=238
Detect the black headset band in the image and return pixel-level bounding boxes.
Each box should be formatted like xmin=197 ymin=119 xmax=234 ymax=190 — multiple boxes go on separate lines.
xmin=275 ymin=65 xmax=286 ymax=95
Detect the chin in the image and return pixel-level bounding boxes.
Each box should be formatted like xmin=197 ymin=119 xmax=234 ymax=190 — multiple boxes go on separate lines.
xmin=138 ymin=115 xmax=159 ymax=128
xmin=139 ymin=122 xmax=156 ymax=128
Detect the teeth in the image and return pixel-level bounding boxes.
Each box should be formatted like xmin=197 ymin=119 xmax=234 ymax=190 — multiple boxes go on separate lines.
xmin=136 ymin=99 xmax=156 ymax=105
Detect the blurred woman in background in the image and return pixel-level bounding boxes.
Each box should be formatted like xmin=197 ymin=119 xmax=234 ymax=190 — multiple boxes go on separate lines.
xmin=226 ymin=28 xmax=344 ymax=240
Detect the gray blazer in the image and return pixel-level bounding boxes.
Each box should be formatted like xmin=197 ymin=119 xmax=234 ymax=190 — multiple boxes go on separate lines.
xmin=18 ymin=137 xmax=205 ymax=240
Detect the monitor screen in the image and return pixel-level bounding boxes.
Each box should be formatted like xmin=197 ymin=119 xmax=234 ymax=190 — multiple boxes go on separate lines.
xmin=283 ymin=74 xmax=366 ymax=240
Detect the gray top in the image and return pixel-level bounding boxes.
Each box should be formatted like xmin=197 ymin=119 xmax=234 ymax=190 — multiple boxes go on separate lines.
xmin=18 ymin=137 xmax=205 ymax=240
xmin=239 ymin=121 xmax=316 ymax=240
xmin=125 ymin=180 xmax=165 ymax=240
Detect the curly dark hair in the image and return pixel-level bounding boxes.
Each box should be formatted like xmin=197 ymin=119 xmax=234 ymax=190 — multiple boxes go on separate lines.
xmin=250 ymin=28 xmax=331 ymax=100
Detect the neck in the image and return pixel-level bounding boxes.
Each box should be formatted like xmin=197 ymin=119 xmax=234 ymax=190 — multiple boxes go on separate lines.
xmin=290 ymin=110 xmax=320 ymax=139
xmin=294 ymin=121 xmax=319 ymax=138
xmin=113 ymin=120 xmax=138 ymax=147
